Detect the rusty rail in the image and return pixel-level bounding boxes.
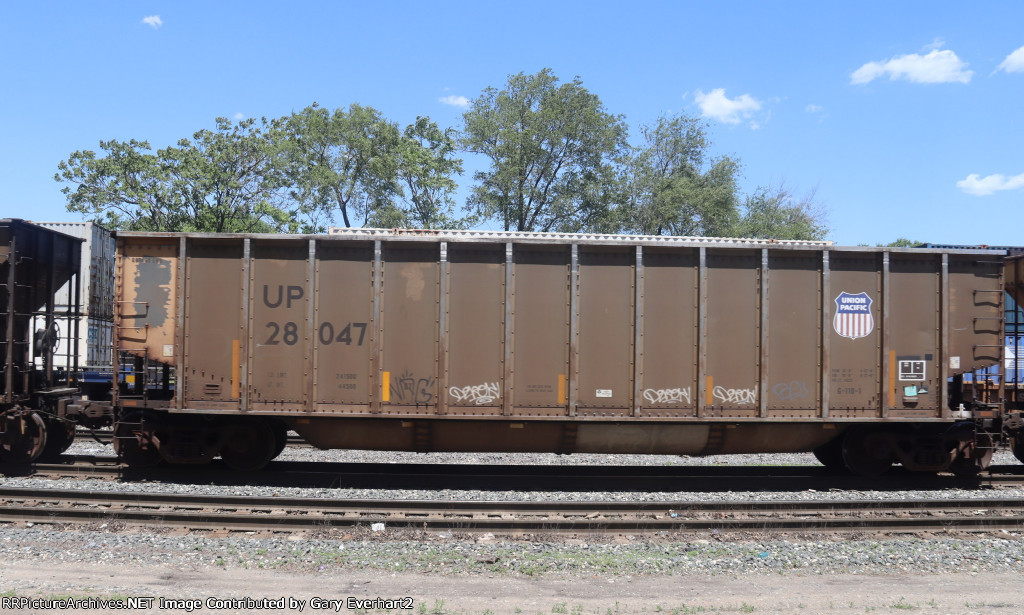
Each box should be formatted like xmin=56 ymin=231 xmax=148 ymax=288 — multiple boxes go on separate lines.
xmin=1 ymin=487 xmax=1022 ymax=534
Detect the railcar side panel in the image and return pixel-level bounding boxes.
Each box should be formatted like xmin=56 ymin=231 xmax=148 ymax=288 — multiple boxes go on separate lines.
xmin=381 ymin=243 xmax=439 ymax=414
xmin=704 ymin=250 xmax=760 ymax=417
xmin=887 ymin=254 xmax=940 ymax=417
xmin=183 ymin=240 xmax=243 ymax=408
xmin=445 ymin=244 xmax=505 ymax=414
xmin=827 ymin=253 xmax=883 ymax=417
xmin=314 ymin=242 xmax=374 ymax=410
xmin=114 ymin=238 xmax=177 ymax=366
xmin=638 ymin=248 xmax=698 ymax=417
xmin=576 ymin=246 xmax=634 ymax=416
xmin=510 ymin=246 xmax=570 ymax=414
xmin=113 ymin=232 xmax=1006 ymax=432
xmin=765 ymin=252 xmax=822 ymax=416
xmin=248 ymin=240 xmax=309 ymax=411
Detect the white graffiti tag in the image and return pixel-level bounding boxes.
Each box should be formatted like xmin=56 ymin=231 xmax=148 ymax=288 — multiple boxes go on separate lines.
xmin=449 ymin=382 xmax=501 ymax=405
xmin=642 ymin=387 xmax=692 ymax=404
xmin=712 ymin=386 xmax=757 ymax=405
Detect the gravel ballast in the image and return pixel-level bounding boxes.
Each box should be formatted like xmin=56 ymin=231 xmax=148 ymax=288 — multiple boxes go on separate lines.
xmin=1 ymin=441 xmax=1022 ymax=613
xmin=2 ymin=527 xmax=1023 ymax=576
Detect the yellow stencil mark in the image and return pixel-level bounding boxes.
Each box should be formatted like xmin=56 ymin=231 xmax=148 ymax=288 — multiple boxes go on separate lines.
xmin=706 ymin=376 xmax=714 ymax=406
xmin=558 ymin=374 xmax=567 ymax=405
xmin=382 ymin=371 xmax=391 ymax=402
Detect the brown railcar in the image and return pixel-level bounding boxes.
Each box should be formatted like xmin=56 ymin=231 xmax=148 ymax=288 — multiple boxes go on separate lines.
xmin=0 ymin=219 xmax=83 ymax=462
xmin=105 ymin=229 xmax=1012 ymax=474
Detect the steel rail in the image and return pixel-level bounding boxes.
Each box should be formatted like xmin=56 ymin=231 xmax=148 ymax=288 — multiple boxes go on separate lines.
xmin=14 ymin=457 xmax=1024 ymax=490
xmin=1 ymin=487 xmax=1022 ymax=534
xmin=3 ymin=486 xmax=1024 ymax=515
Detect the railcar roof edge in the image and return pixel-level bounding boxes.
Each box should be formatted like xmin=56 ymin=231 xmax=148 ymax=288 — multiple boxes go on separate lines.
xmin=110 ymin=227 xmax=1008 ymax=256
xmin=1 ymin=218 xmax=86 ymax=244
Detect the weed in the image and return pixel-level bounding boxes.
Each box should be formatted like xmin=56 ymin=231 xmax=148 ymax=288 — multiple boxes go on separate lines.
xmin=891 ymin=597 xmax=917 ymax=610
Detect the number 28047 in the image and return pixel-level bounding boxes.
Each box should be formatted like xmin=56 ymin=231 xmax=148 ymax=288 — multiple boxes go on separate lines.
xmin=264 ymin=321 xmax=367 ymax=346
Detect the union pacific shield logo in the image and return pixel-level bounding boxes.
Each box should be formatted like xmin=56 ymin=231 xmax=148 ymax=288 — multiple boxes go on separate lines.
xmin=834 ymin=291 xmax=874 ymax=340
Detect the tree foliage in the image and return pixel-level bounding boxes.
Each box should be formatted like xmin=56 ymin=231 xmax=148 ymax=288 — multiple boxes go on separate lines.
xmin=56 ymin=71 xmax=829 ymax=240
xmin=618 ymin=114 xmax=740 ymax=236
xmin=395 ymin=117 xmax=466 ymax=229
xmin=729 ymin=184 xmax=828 ymax=240
xmin=461 ymin=69 xmax=628 ymax=232
xmin=882 ymin=238 xmax=923 ymax=247
xmin=280 ymin=103 xmax=402 ymax=230
xmin=280 ymin=104 xmax=470 ymax=230
xmin=58 ymin=105 xmax=470 ymax=233
xmin=56 ymin=117 xmax=293 ymax=233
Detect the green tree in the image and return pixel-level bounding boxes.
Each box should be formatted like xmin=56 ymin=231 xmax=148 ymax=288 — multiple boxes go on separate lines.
xmin=461 ymin=69 xmax=628 ymax=232
xmin=395 ymin=117 xmax=467 ymax=229
xmin=619 ymin=113 xmax=740 ymax=236
xmin=882 ymin=238 xmax=923 ymax=247
xmin=56 ymin=117 xmax=293 ymax=232
xmin=280 ymin=103 xmax=402 ymax=229
xmin=729 ymin=184 xmax=828 ymax=240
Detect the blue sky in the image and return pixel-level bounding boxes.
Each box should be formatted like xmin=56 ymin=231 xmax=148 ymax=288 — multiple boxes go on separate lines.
xmin=1 ymin=1 xmax=1021 ymax=246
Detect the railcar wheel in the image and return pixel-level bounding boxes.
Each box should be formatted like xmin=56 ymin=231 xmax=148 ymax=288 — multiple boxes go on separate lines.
xmin=38 ymin=419 xmax=76 ymax=461
xmin=1013 ymin=435 xmax=1024 ymax=465
xmin=220 ymin=419 xmax=275 ymax=471
xmin=0 ymin=410 xmax=47 ymax=464
xmin=841 ymin=428 xmax=893 ymax=477
xmin=949 ymin=432 xmax=995 ymax=477
xmin=269 ymin=420 xmax=288 ymax=460
xmin=113 ymin=411 xmax=163 ymax=468
xmin=813 ymin=436 xmax=846 ymax=471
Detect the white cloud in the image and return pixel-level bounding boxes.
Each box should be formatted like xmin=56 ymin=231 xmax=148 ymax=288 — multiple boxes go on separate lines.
xmin=694 ymin=88 xmax=762 ymax=127
xmin=997 ymin=45 xmax=1024 ymax=73
xmin=851 ymin=49 xmax=972 ymax=84
xmin=439 ymin=95 xmax=470 ymax=107
xmin=233 ymin=112 xmax=246 ymax=120
xmin=956 ymin=172 xmax=1024 ymax=196
xmin=142 ymin=15 xmax=163 ymax=29
xmin=805 ymin=104 xmax=824 ymax=113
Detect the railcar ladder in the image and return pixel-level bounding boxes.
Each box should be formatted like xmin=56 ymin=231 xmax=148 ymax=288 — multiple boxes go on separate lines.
xmin=969 ymin=287 xmax=1005 ymax=456
xmin=1004 ymin=254 xmax=1024 ymax=412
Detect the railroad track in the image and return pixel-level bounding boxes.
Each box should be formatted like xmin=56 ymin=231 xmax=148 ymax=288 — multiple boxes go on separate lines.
xmin=9 ymin=456 xmax=1024 ymax=492
xmin=0 ymin=486 xmax=1022 ymax=535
